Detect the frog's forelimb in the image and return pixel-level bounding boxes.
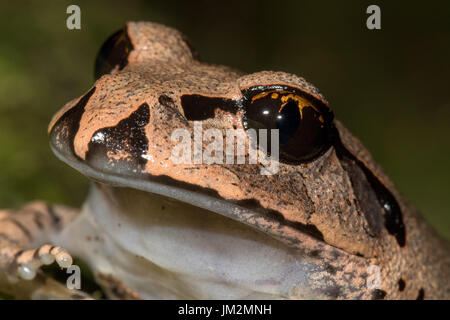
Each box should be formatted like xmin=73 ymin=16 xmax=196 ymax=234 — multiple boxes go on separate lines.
xmin=0 ymin=201 xmax=89 ymax=299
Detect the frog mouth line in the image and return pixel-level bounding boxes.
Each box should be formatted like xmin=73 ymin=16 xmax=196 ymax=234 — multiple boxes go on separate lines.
xmin=51 ymin=144 xmax=334 ymax=254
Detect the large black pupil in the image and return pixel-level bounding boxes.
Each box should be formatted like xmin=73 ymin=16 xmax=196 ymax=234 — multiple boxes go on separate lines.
xmin=94 ymin=28 xmax=133 ymax=80
xmin=276 ymin=100 xmax=301 ymax=144
xmin=244 ymin=91 xmax=332 ymax=163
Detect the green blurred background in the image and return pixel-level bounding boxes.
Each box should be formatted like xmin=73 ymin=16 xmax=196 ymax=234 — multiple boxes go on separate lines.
xmin=0 ymin=0 xmax=449 ymax=239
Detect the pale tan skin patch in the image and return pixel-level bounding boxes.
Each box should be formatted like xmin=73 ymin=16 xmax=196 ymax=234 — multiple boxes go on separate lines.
xmin=1 ymin=21 xmax=449 ymax=299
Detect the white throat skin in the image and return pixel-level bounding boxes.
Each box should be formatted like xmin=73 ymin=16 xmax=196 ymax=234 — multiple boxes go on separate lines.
xmin=54 ymin=183 xmax=330 ymax=299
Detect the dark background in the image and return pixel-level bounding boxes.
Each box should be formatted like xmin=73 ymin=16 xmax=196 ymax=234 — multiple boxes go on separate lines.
xmin=0 ymin=0 xmax=449 ymax=239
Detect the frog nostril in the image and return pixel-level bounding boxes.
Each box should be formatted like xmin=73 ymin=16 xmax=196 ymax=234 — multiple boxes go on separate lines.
xmin=158 ymin=95 xmax=175 ymax=108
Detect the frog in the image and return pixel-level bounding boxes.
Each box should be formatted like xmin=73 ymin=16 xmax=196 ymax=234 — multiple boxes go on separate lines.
xmin=0 ymin=21 xmax=448 ymax=300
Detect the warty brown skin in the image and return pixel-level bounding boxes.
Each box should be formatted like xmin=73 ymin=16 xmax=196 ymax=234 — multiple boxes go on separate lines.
xmin=0 ymin=22 xmax=449 ymax=299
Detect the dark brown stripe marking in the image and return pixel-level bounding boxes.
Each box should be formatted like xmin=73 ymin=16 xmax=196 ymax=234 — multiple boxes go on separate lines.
xmin=180 ymin=94 xmax=239 ymax=121
xmin=13 ymin=249 xmax=24 ymax=261
xmin=0 ymin=232 xmax=19 ymax=244
xmin=158 ymin=95 xmax=189 ymax=125
xmin=372 ymin=289 xmax=387 ymax=300
xmin=333 ymin=126 xmax=406 ymax=247
xmin=340 ymin=156 xmax=384 ymax=237
xmin=33 ymin=247 xmax=41 ymax=260
xmin=30 ymin=209 xmax=44 ymax=229
xmin=86 ymin=103 xmax=150 ymax=175
xmin=50 ymin=87 xmax=96 ymax=161
xmin=45 ymin=203 xmax=62 ymax=228
xmin=398 ymin=278 xmax=406 ymax=292
xmin=416 ymin=288 xmax=425 ymax=300
xmin=8 ymin=218 xmax=32 ymax=241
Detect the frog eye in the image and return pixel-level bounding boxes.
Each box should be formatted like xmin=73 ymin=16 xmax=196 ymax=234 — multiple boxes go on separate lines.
xmin=242 ymin=87 xmax=334 ymax=163
xmin=94 ymin=28 xmax=133 ymax=80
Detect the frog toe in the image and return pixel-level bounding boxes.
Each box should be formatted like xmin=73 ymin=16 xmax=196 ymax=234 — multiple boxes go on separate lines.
xmin=15 ymin=245 xmax=73 ymax=281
